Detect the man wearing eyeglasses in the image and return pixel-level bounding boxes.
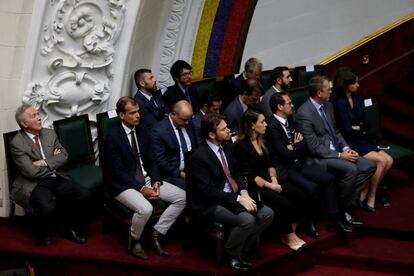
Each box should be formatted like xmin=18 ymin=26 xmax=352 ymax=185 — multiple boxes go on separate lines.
xmin=163 ymin=60 xmax=201 ymax=113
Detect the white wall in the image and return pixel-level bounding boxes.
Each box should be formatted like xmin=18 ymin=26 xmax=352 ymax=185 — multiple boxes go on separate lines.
xmin=0 ymin=0 xmax=34 ymax=217
xmin=242 ymin=0 xmax=414 ymax=71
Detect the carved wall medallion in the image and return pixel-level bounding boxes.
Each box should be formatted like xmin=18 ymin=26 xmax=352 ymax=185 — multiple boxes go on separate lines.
xmin=24 ymin=0 xmax=126 ymax=127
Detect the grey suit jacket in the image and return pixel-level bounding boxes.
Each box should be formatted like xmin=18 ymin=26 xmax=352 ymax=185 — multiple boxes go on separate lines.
xmin=296 ymin=99 xmax=348 ymax=160
xmin=10 ymin=128 xmax=68 ymax=210
xmin=258 ymin=86 xmax=278 ymax=119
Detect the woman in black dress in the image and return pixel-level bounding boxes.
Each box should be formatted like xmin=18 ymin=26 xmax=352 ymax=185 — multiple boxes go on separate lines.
xmin=333 ymin=68 xmax=393 ymax=212
xmin=234 ymin=109 xmax=308 ymax=251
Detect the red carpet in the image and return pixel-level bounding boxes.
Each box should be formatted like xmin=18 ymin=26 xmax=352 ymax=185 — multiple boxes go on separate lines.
xmin=298 ymin=265 xmax=401 ymax=276
xmin=1 ymin=177 xmax=413 ymax=275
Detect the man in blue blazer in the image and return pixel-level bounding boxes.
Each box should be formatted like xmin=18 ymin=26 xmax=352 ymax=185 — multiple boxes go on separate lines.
xmin=133 ymin=68 xmax=166 ymax=129
xmin=296 ymin=75 xmax=376 ymax=226
xmin=151 ymin=100 xmax=198 ymax=190
xmin=104 ymin=96 xmax=186 ymax=260
xmin=163 ymin=60 xmax=201 ymax=112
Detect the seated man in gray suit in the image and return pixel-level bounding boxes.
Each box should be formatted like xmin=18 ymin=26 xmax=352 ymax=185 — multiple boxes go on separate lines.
xmin=10 ymin=104 xmax=89 ymax=246
xmin=258 ymin=66 xmax=292 ymax=119
xmin=295 ymin=76 xmax=376 ymax=226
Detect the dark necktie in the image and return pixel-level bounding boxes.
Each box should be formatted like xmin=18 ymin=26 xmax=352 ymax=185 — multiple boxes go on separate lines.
xmin=149 ymin=96 xmax=158 ymax=108
xmin=177 ymin=128 xmax=188 ymax=153
xmin=284 ymin=121 xmax=294 ymax=144
xmin=34 ymin=135 xmax=41 ymax=152
xmin=130 ymin=130 xmax=145 ymax=183
xmin=218 ymin=147 xmax=239 ymax=193
xmin=319 ymin=106 xmax=337 ymax=151
xmin=184 ymin=88 xmax=192 ymax=104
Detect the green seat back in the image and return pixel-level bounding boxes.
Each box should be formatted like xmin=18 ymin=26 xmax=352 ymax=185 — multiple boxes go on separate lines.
xmin=53 ymin=115 xmax=94 ymax=163
xmin=96 ymin=112 xmax=120 ymax=166
xmin=365 ymin=100 xmax=381 ymax=141
xmin=193 ymin=78 xmax=216 ymax=102
xmin=261 ymin=69 xmax=273 ymax=92
xmin=289 ymin=89 xmax=309 ymax=110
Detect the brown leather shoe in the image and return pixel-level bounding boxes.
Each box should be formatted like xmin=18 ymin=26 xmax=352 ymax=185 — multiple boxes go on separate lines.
xmin=151 ymin=228 xmax=170 ymax=256
xmin=131 ymin=241 xmax=148 ymax=260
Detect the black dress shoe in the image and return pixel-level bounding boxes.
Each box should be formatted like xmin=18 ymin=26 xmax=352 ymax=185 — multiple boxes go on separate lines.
xmin=151 ymin=229 xmax=170 ymax=256
xmin=131 ymin=241 xmax=149 ymax=260
xmin=228 ymin=256 xmax=250 ymax=271
xmin=343 ymin=212 xmax=364 ymax=226
xmin=237 ymin=256 xmax=252 ymax=268
xmin=303 ymin=222 xmax=320 ymax=239
xmin=326 ymin=221 xmax=353 ymax=234
xmin=63 ymin=229 xmax=87 ymax=244
xmin=363 ymin=201 xmax=376 ymax=213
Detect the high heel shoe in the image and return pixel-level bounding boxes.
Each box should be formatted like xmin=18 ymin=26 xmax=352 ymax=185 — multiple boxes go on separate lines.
xmin=363 ymin=201 xmax=376 ymax=213
xmin=280 ymin=238 xmax=307 ymax=251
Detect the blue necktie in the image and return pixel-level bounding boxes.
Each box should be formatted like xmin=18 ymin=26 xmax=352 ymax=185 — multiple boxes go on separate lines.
xmin=177 ymin=128 xmax=188 ymax=153
xmin=319 ymin=106 xmax=337 ymax=151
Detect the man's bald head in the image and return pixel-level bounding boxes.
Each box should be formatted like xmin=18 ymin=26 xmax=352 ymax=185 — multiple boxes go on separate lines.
xmin=170 ymin=100 xmax=193 ymax=128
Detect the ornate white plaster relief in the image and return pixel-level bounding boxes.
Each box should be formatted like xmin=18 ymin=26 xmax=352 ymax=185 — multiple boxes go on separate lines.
xmin=21 ymin=0 xmax=142 ymax=127
xmin=152 ymin=0 xmax=204 ymax=90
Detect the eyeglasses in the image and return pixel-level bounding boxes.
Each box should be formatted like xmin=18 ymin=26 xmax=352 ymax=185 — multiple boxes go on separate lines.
xmin=180 ymin=71 xmax=193 ymax=77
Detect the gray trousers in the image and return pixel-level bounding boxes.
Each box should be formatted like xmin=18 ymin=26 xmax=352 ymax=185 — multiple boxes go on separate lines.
xmin=213 ymin=205 xmax=274 ymax=257
xmin=318 ymin=156 xmax=376 ymax=210
xmin=115 ymin=179 xmax=186 ymax=240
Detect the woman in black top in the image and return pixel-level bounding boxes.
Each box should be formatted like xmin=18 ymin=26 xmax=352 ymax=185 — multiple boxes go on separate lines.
xmin=333 ymin=68 xmax=393 ymax=212
xmin=234 ymin=109 xmax=308 ymax=251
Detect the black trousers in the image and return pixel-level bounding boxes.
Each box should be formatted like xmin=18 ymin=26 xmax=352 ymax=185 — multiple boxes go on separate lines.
xmin=286 ymin=163 xmax=339 ymax=216
xmin=29 ymin=176 xmax=90 ymax=238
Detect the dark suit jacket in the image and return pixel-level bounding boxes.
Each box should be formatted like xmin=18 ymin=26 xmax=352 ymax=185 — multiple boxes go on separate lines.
xmin=192 ymin=110 xmax=204 ymax=145
xmin=151 ymin=116 xmax=198 ymax=182
xmin=163 ymin=83 xmax=201 ymax=112
xmin=133 ymin=90 xmax=166 ymax=129
xmin=334 ymin=94 xmax=370 ymax=141
xmin=223 ymin=97 xmax=244 ymax=133
xmin=10 ymin=128 xmax=68 ymax=210
xmin=104 ymin=122 xmax=160 ymax=196
xmin=229 ymin=73 xmax=245 ymax=98
xmin=188 ymin=141 xmax=247 ymax=224
xmin=296 ymin=99 xmax=348 ymax=160
xmin=265 ymin=115 xmax=308 ymax=178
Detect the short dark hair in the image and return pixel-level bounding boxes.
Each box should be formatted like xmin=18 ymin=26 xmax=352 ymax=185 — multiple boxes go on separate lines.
xmin=170 ymin=60 xmax=192 ymax=81
xmin=201 ymin=113 xmax=226 ymax=140
xmin=239 ymin=79 xmax=254 ymax=96
xmin=308 ymin=75 xmax=329 ymax=97
xmin=116 ymin=96 xmax=137 ymax=114
xmin=134 ymin=68 xmax=152 ymax=88
xmin=271 ymin=66 xmax=289 ymax=84
xmin=269 ymin=91 xmax=288 ymax=114
xmin=202 ymin=91 xmax=222 ymax=108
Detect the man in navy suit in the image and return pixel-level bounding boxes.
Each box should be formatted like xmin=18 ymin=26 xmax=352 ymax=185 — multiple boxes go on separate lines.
xmin=105 ymin=96 xmax=186 ymax=260
xmin=151 ymin=100 xmax=198 ymax=190
xmin=163 ymin=60 xmax=201 ymax=112
xmin=230 ymin=57 xmax=263 ymax=98
xmin=188 ymin=112 xmax=274 ymax=271
xmin=133 ymin=69 xmax=166 ymax=129
xmin=223 ymin=79 xmax=262 ymax=134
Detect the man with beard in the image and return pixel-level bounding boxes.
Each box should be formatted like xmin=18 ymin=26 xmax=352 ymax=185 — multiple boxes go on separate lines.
xmin=133 ymin=69 xmax=166 ymax=129
xmin=259 ymin=66 xmax=293 ymax=119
